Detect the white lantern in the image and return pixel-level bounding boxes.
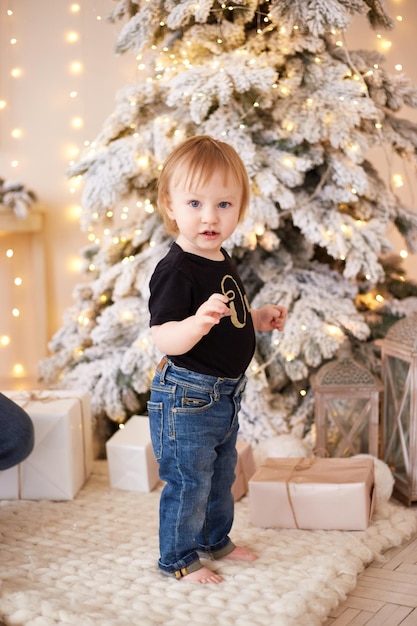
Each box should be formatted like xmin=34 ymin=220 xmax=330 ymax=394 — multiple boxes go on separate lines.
xmin=312 ymin=341 xmax=382 ymax=458
xmin=378 ymin=314 xmax=417 ymax=505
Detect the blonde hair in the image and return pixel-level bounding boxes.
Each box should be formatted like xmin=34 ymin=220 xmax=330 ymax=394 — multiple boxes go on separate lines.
xmin=157 ymin=135 xmax=250 ymax=235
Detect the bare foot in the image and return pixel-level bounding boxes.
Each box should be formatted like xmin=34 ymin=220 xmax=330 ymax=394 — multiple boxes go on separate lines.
xmin=222 ymin=545 xmax=258 ymax=562
xmin=180 ymin=566 xmax=224 ymax=584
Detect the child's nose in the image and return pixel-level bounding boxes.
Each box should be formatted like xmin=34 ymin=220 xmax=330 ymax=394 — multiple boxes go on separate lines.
xmin=202 ymin=205 xmax=218 ymax=223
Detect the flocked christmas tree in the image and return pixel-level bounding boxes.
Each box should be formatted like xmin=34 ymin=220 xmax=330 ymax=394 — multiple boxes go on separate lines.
xmin=39 ymin=0 xmax=417 ymax=454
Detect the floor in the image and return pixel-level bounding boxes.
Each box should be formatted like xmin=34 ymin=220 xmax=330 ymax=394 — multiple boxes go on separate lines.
xmin=324 ymin=520 xmax=417 ymax=626
xmin=2 ymin=536 xmax=414 ymax=626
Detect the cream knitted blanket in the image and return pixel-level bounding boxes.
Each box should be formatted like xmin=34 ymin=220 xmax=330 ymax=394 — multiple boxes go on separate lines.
xmin=0 ymin=462 xmax=416 ymax=626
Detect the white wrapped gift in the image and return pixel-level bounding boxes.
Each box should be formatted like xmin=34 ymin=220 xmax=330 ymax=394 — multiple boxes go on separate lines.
xmin=106 ymin=415 xmax=159 ymax=492
xmin=232 ymin=440 xmax=256 ymax=502
xmin=249 ymin=456 xmax=375 ymax=530
xmin=0 ymin=390 xmax=93 ymax=500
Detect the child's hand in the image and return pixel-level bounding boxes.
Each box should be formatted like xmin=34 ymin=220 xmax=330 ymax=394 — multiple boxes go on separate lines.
xmin=195 ymin=293 xmax=230 ymax=335
xmin=151 ymin=293 xmax=230 ymax=355
xmin=252 ymin=304 xmax=287 ymax=332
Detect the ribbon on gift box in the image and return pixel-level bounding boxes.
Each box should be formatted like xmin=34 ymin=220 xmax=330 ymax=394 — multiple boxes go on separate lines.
xmin=8 ymin=390 xmax=74 ymax=411
xmin=251 ymin=456 xmax=375 ymax=531
xmin=6 ymin=390 xmax=91 ymax=493
xmin=262 ymin=457 xmax=316 ymax=530
xmin=260 ymin=455 xmax=374 ymax=530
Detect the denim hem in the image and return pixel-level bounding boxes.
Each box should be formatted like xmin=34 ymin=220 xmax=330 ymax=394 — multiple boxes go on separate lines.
xmin=197 ymin=539 xmax=236 ymax=560
xmin=159 ymin=557 xmax=203 ymax=580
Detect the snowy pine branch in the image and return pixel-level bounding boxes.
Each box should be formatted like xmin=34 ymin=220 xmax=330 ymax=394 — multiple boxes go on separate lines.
xmin=41 ymin=0 xmax=417 ymax=448
xmin=0 ymin=178 xmax=37 ymax=219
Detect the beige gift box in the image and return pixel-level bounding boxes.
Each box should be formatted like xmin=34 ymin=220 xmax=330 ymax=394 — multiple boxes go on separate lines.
xmin=106 ymin=415 xmax=159 ymax=492
xmin=232 ymin=440 xmax=256 ymax=501
xmin=0 ymin=390 xmax=93 ymax=500
xmin=249 ymin=456 xmax=375 ymax=530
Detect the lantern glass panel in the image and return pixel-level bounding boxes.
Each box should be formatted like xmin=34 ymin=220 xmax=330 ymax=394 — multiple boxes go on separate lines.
xmin=384 ymin=355 xmax=411 ymax=482
xmin=324 ymin=397 xmax=370 ymax=457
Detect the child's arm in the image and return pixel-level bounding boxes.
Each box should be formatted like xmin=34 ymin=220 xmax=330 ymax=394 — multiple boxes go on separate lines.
xmin=251 ymin=304 xmax=287 ymax=332
xmin=151 ymin=293 xmax=230 ymax=355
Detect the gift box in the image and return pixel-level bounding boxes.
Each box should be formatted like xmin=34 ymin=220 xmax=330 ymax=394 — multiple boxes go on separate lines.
xmin=43 ymin=389 xmax=93 ymax=477
xmin=232 ymin=440 xmax=256 ymax=501
xmin=106 ymin=415 xmax=159 ymax=492
xmin=249 ymin=456 xmax=375 ymax=530
xmin=0 ymin=390 xmax=93 ymax=500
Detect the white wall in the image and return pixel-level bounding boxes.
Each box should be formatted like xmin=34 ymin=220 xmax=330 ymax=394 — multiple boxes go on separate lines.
xmin=0 ymin=0 xmax=133 ymax=386
xmin=0 ymin=0 xmax=416 ymax=387
xmin=347 ymin=2 xmax=417 ymax=275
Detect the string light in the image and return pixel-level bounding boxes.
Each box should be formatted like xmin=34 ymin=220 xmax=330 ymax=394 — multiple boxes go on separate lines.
xmin=12 ymin=363 xmax=25 ymax=377
xmin=66 ymin=31 xmax=79 ymax=43
xmin=69 ymin=61 xmax=83 ymax=74
xmin=71 ymin=116 xmax=83 ymax=129
xmin=1 ymin=335 xmax=11 ymax=346
xmin=392 ymin=174 xmax=404 ymax=188
xmin=326 ymin=325 xmax=344 ymax=338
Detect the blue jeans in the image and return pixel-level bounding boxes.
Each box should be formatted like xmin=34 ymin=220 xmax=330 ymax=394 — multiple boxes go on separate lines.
xmin=147 ymin=358 xmax=247 ymax=578
xmin=0 ymin=393 xmax=34 ymax=470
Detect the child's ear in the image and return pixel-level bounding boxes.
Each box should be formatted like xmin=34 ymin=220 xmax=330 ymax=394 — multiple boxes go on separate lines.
xmin=165 ymin=196 xmax=175 ymax=219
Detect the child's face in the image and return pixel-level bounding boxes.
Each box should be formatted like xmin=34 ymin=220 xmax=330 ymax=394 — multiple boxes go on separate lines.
xmin=166 ymin=167 xmax=242 ymax=260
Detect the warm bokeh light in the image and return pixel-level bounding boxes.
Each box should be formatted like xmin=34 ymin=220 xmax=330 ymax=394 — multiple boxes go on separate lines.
xmin=67 ymin=204 xmax=82 ymax=221
xmin=71 ymin=116 xmax=84 ymax=129
xmin=12 ymin=363 xmax=25 ymax=377
xmin=68 ymin=256 xmax=83 ymax=273
xmin=69 ymin=61 xmax=83 ymax=74
xmin=66 ymin=31 xmax=80 ymax=43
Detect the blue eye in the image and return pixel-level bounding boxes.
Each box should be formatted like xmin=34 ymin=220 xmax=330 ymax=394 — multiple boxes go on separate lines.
xmin=189 ymin=200 xmax=200 ymax=208
xmin=218 ymin=201 xmax=230 ymax=209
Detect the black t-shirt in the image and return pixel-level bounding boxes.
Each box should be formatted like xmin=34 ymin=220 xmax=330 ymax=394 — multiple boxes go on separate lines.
xmin=149 ymin=242 xmax=256 ymax=378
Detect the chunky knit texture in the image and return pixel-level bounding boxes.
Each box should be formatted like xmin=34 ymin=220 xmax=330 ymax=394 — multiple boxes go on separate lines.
xmin=0 ymin=462 xmax=415 ymax=626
